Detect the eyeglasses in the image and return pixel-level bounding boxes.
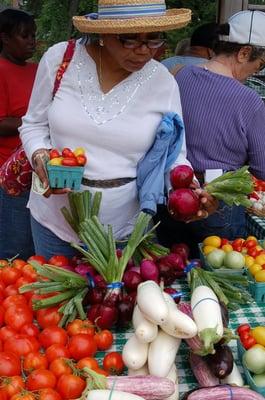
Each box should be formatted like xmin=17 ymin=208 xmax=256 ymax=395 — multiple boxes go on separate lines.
xmin=258 ymin=56 xmax=265 ymax=71
xmin=117 ymin=35 xmax=165 ymax=49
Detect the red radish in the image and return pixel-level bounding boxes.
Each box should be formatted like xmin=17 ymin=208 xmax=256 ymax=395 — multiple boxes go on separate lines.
xmin=168 ymin=189 xmax=200 ymax=221
xmin=170 ymin=165 xmax=194 ymax=189
xmin=75 ymin=264 xmax=96 ymax=277
xmin=140 ymin=259 xmax=159 ymax=283
xmin=123 ymin=271 xmax=143 ymax=291
xmin=117 ymin=300 xmax=134 ymax=328
xmin=126 ymin=265 xmax=141 ymax=275
xmin=157 ymin=253 xmax=185 ymax=285
xmin=171 ymin=243 xmax=190 ymax=263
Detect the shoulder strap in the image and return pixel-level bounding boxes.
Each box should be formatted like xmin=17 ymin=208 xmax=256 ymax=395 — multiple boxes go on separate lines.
xmin=170 ymin=63 xmax=185 ymax=77
xmin=52 ymin=39 xmax=76 ymax=98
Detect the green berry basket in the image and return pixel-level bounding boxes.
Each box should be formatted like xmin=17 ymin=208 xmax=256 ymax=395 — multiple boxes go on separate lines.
xmin=246 ymin=270 xmax=265 ymax=303
xmin=47 ymin=164 xmax=84 ymax=190
xmin=237 ymin=338 xmax=265 ymax=396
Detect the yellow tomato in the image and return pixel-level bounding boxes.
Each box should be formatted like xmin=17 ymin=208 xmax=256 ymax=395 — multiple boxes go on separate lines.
xmin=203 ymin=236 xmax=221 ymax=248
xmin=73 ymin=147 xmax=85 ymax=156
xmin=255 ymin=254 xmax=265 ymax=265
xmin=245 ymin=255 xmax=255 ymax=268
xmin=48 ymin=157 xmax=63 ymax=166
xmin=221 ymin=244 xmax=233 ymax=253
xmin=251 ymin=327 xmax=265 ymax=346
xmin=202 ymin=245 xmax=216 ymax=255
xmin=252 ymin=344 xmax=265 ymax=351
xmin=246 ymin=236 xmax=258 ymax=242
xmin=256 ymin=245 xmax=263 ymax=252
xmin=249 ymin=263 xmax=262 ymax=276
xmin=254 ymin=269 xmax=265 ymax=282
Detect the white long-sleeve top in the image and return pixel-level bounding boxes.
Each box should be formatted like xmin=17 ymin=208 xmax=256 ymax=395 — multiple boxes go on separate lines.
xmin=20 ymin=40 xmax=189 ymax=243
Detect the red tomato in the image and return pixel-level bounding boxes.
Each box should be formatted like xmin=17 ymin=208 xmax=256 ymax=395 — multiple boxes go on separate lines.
xmin=15 ymin=277 xmax=33 ymax=289
xmin=242 ymin=335 xmax=257 ymax=350
xmin=245 ymin=239 xmax=258 ymax=249
xmin=38 ymin=389 xmax=62 ymax=400
xmin=23 ymin=351 xmax=48 ymax=372
xmin=4 ymin=334 xmax=40 ymax=357
xmin=0 ymin=260 xmax=9 ymax=267
xmin=0 ymin=389 xmax=7 ymax=400
xmin=1 ymin=267 xmax=21 ymax=286
xmin=27 ymin=255 xmax=47 ymax=265
xmin=0 ymin=376 xmax=25 ymax=398
xmin=66 ymin=319 xmax=95 ymax=337
xmin=75 ymin=155 xmax=87 ymax=166
xmin=76 ymin=357 xmax=99 ymax=371
xmin=0 ymin=340 xmax=2 ymax=352
xmin=68 ymin=334 xmax=97 ymax=360
xmin=103 ymin=352 xmax=124 ymax=375
xmin=20 ymin=323 xmax=40 ymax=337
xmin=93 ymin=367 xmax=109 ymax=376
xmin=0 ymin=326 xmax=16 ymax=341
xmin=39 ymin=326 xmax=68 ymax=349
xmin=56 ymin=374 xmax=86 ymax=400
xmin=61 ymin=158 xmax=78 ymax=167
xmin=49 ymin=358 xmax=72 ymax=378
xmin=0 ymin=352 xmax=21 ymax=376
xmin=2 ymin=294 xmax=27 ymax=309
xmin=0 ymin=306 xmax=4 ymax=328
xmin=94 ymin=330 xmax=113 ymax=351
xmin=220 ymin=238 xmax=229 ymax=246
xmin=22 ymin=264 xmax=37 ymax=282
xmin=47 ymin=256 xmax=70 ymax=268
xmin=36 ymin=307 xmax=62 ymax=329
xmin=12 ymin=259 xmax=27 ymax=270
xmin=4 ymin=305 xmax=33 ymax=331
xmin=232 ymin=238 xmax=245 ymax=251
xmin=49 ymin=149 xmax=61 ymax=159
xmin=237 ymin=323 xmax=251 ymax=336
xmin=62 ymin=148 xmax=75 ymax=158
xmin=45 ymin=344 xmax=70 ymax=363
xmin=248 ymin=247 xmax=262 ymax=258
xmin=10 ymin=393 xmax=35 ymax=400
xmin=26 ymin=369 xmax=57 ymax=391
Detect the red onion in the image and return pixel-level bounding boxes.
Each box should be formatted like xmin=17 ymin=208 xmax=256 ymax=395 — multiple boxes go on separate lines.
xmin=126 ymin=265 xmax=141 ymax=275
xmin=61 ymin=265 xmax=75 ymax=272
xmin=75 ymin=264 xmax=96 ymax=277
xmin=157 ymin=253 xmax=185 ymax=285
xmin=117 ymin=300 xmax=134 ymax=328
xmin=140 ymin=259 xmax=159 ymax=282
xmin=86 ymin=287 xmax=106 ymax=305
xmin=171 ymin=243 xmax=190 ymax=263
xmin=87 ymin=304 xmax=118 ymax=330
xmin=93 ymin=274 xmax=107 ymax=289
xmin=170 ymin=165 xmax=194 ymax=189
xmin=168 ymin=189 xmax=200 ymax=221
xmin=123 ymin=270 xmax=143 ymax=292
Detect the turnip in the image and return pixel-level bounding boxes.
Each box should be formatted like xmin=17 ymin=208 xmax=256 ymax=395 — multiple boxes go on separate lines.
xmin=170 ymin=165 xmax=194 ymax=189
xmin=140 ymin=260 xmax=159 ymax=283
xmin=168 ymin=189 xmax=200 ymax=221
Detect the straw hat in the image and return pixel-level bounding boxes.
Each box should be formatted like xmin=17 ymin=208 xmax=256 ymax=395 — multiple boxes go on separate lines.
xmin=73 ymin=0 xmax=191 ymax=34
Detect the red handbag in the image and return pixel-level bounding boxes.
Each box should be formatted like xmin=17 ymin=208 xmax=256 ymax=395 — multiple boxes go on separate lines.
xmin=0 ymin=39 xmax=76 ymax=196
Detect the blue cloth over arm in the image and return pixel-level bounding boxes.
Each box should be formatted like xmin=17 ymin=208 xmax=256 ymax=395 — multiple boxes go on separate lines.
xmin=136 ymin=112 xmax=185 ymax=215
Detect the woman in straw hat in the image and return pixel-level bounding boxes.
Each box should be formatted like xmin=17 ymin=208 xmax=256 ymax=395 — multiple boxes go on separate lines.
xmin=19 ymin=0 xmax=216 ymax=259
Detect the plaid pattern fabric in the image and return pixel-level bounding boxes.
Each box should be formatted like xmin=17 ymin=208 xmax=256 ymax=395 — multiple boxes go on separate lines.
xmin=246 ymin=212 xmax=265 ymax=239
xmin=96 ymin=279 xmax=265 ymax=396
xmin=245 ymin=76 xmax=265 ymax=99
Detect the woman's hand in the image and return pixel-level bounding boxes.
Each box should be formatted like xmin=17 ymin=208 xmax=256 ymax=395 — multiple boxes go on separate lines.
xmin=186 ymin=188 xmax=219 ymax=223
xmin=32 ymin=149 xmax=71 ymax=198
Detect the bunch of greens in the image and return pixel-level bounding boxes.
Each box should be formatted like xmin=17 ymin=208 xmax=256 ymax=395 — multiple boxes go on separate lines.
xmin=205 ymin=166 xmax=254 ymax=207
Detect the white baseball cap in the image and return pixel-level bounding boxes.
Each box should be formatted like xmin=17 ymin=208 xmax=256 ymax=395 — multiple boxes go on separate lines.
xmin=220 ymin=10 xmax=265 ymax=47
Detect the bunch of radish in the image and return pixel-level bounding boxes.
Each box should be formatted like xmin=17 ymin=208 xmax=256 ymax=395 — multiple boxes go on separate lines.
xmin=121 ymin=280 xmax=198 ymax=400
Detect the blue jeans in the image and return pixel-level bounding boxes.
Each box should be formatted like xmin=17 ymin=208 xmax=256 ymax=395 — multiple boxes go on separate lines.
xmin=0 ymin=188 xmax=35 ymax=259
xmin=30 ymin=216 xmax=79 ymax=260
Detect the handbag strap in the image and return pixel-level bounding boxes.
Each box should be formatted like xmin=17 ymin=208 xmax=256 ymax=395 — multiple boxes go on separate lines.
xmin=52 ymin=39 xmax=76 ymax=98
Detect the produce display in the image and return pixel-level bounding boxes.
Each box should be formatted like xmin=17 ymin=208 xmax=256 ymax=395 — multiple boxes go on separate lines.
xmin=48 ymin=147 xmax=87 ymax=167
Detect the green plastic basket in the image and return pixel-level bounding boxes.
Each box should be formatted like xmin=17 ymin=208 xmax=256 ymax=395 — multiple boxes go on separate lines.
xmin=237 ymin=339 xmax=265 ymax=396
xmin=47 ymin=164 xmax=84 ymax=190
xmin=198 ymin=243 xmax=246 ymax=276
xmin=247 ymin=270 xmax=265 ymax=303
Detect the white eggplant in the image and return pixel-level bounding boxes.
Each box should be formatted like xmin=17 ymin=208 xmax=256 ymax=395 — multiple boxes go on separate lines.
xmin=128 ymin=364 xmax=149 ymax=376
xmin=133 ymin=305 xmax=158 ymax=343
xmin=165 ymin=364 xmax=179 ymax=400
xmin=137 ymin=281 xmax=169 ymax=325
xmin=86 ymin=390 xmax=145 ymax=400
xmin=122 ymin=334 xmax=149 ymax=370
xmin=148 ymin=329 xmax=181 ymax=377
xmin=160 ymin=293 xmax=198 ymax=339
xmin=221 ymin=362 xmax=244 ymax=386
xmin=191 ymin=285 xmax=223 ymax=353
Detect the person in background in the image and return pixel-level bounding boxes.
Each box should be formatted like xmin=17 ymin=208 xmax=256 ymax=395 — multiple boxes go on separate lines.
xmin=174 ymin=37 xmax=191 ymax=56
xmin=0 ymin=8 xmax=37 ymax=259
xmin=19 ymin=0 xmax=217 ymax=260
xmin=154 ymin=10 xmax=265 ymax=257
xmin=162 ymin=22 xmax=219 ymax=70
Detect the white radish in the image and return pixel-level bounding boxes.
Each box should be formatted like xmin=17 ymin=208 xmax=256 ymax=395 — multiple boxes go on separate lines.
xmin=221 ymin=362 xmax=244 ymax=386
xmin=86 ymin=390 xmax=145 ymax=400
xmin=137 ymin=281 xmax=169 ymax=325
xmin=128 ymin=364 xmax=149 ymax=376
xmin=165 ymin=364 xmax=179 ymax=400
xmin=191 ymin=285 xmax=223 ymax=352
xmin=133 ymin=305 xmax=158 ymax=343
xmin=122 ymin=334 xmax=149 ymax=370
xmin=160 ymin=293 xmax=198 ymax=339
xmin=148 ymin=329 xmax=181 ymax=377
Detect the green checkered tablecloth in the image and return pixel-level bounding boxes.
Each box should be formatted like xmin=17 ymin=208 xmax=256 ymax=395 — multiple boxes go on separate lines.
xmin=246 ymin=212 xmax=265 ymax=239
xmin=96 ymin=280 xmax=265 ymax=398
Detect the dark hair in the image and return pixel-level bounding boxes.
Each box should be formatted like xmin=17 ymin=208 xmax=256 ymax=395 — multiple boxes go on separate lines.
xmin=190 ymin=22 xmax=219 ymax=49
xmin=0 ymin=8 xmax=35 ymax=51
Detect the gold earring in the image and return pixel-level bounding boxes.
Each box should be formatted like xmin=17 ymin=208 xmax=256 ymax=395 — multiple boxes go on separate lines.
xmin=99 ymin=38 xmax=104 ymax=47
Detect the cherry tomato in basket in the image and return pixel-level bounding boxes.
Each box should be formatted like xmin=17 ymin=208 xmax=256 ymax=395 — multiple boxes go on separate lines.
xmin=237 ymin=323 xmax=251 ymax=336
xmin=76 ymin=155 xmax=87 ymax=166
xmin=50 ymin=149 xmax=61 ymax=159
xmin=62 ymin=148 xmax=75 ymax=158
xmin=221 ymin=238 xmax=229 ymax=246
xmin=61 ymin=157 xmax=78 ymax=167
xmin=241 ymin=335 xmax=257 ymax=350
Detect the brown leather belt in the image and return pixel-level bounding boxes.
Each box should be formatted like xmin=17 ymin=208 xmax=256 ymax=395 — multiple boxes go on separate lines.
xmin=81 ymin=177 xmax=136 ymax=188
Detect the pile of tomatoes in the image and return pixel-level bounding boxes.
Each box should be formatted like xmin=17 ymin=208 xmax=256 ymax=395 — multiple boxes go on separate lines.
xmin=48 ymin=147 xmax=87 ymax=167
xmin=0 ymin=257 xmax=124 ymax=400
